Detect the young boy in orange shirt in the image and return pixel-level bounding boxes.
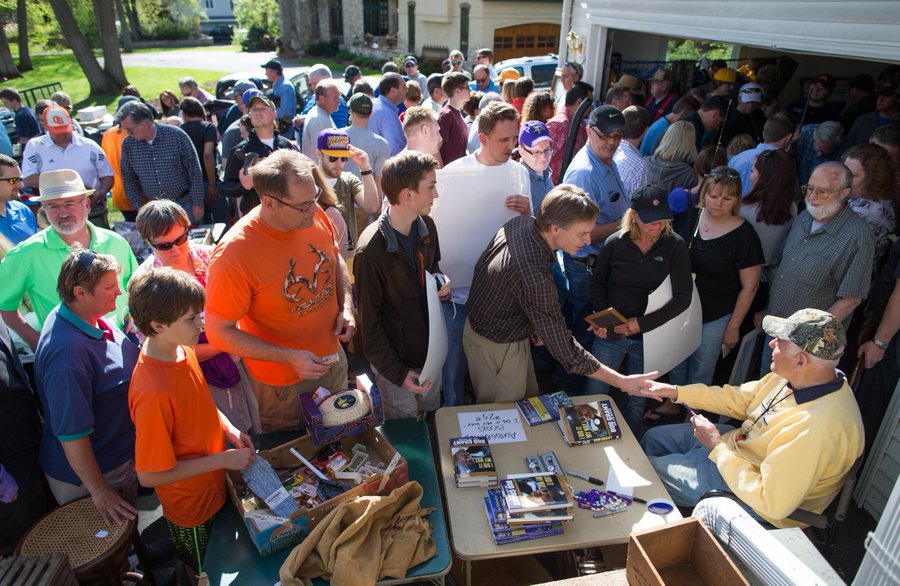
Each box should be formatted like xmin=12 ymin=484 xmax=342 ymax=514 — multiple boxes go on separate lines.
xmin=127 ymin=267 xmax=255 ymax=581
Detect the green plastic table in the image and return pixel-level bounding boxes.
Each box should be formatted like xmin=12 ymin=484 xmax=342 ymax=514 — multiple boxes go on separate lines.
xmin=202 ymin=418 xmax=452 ymax=585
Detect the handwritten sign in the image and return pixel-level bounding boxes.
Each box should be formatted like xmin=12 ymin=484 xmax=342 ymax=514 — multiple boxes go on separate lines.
xmin=457 ymin=409 xmax=527 ymax=444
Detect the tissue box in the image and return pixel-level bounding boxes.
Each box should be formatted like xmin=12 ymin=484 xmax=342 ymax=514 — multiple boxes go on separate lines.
xmin=299 ymin=374 xmax=384 ymax=448
xmin=77 ymin=105 xmax=108 ymax=122
xmin=626 ymin=518 xmax=747 ymax=585
xmin=225 ymin=427 xmax=408 ymax=557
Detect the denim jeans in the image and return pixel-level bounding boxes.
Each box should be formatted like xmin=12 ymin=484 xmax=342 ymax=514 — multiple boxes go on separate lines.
xmin=561 ymin=253 xmax=593 ymax=350
xmin=641 ymin=423 xmax=735 ymax=507
xmin=669 ymin=313 xmax=732 ymax=387
xmin=441 ymin=301 xmax=468 ymax=407
xmin=586 ymin=335 xmax=644 ymax=433
xmin=201 ymin=180 xmax=230 ymax=225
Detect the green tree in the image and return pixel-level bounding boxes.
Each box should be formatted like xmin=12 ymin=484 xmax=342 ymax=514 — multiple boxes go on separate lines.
xmin=666 ymin=39 xmax=732 ymax=63
xmin=233 ymin=0 xmax=279 ymax=36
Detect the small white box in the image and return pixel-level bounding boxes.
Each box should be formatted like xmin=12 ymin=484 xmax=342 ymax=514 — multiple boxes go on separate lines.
xmin=77 ymin=105 xmax=108 ymax=122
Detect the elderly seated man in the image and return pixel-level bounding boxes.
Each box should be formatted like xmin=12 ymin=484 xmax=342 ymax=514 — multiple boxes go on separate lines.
xmin=639 ymin=308 xmax=863 ymax=527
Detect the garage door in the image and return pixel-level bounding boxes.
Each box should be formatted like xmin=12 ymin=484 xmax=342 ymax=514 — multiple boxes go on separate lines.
xmin=493 ymin=23 xmax=559 ymax=62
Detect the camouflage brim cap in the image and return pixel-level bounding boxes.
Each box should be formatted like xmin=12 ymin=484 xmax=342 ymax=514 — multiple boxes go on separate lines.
xmin=762 ymin=308 xmax=846 ymax=360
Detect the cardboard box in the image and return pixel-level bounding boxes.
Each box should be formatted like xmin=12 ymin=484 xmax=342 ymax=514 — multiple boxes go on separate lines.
xmin=298 ymin=374 xmax=384 ymax=448
xmin=225 ymin=428 xmax=408 ymax=558
xmin=76 ymin=105 xmax=108 ymax=122
xmin=626 ymin=518 xmax=747 ymax=586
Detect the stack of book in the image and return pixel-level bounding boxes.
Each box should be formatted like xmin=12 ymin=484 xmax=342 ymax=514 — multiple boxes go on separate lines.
xmin=515 ymin=391 xmax=574 ymax=426
xmin=557 ymin=399 xmax=622 ymax=446
xmin=492 ymin=471 xmax=575 ymax=542
xmin=449 ymin=436 xmax=498 ymax=488
xmin=483 ymin=488 xmax=566 ymax=545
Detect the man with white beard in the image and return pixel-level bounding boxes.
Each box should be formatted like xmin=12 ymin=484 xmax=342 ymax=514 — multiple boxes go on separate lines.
xmin=0 ymin=169 xmax=137 ymax=351
xmin=755 ymin=161 xmax=874 ymax=374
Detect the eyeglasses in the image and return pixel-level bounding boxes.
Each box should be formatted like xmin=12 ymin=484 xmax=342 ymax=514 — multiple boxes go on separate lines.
xmin=249 ymin=108 xmax=272 ymax=114
xmin=327 ymin=155 xmax=347 ymax=163
xmin=263 ymin=192 xmax=318 ymax=213
xmin=590 ymin=127 xmax=624 ymax=142
xmin=77 ymin=249 xmax=97 ymax=267
xmin=150 ymin=230 xmax=189 ymax=251
xmin=43 ymin=198 xmax=86 ymax=213
xmin=706 ymin=166 xmax=739 ymax=179
xmin=801 ymin=185 xmax=842 ymax=199
xmin=1 ymin=176 xmax=22 ymax=185
xmin=404 ymin=63 xmax=416 ymax=68
xmin=521 ymin=145 xmax=554 ymax=158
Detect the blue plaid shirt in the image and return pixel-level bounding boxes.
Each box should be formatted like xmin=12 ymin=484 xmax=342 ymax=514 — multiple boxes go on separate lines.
xmin=121 ymin=124 xmax=204 ymax=209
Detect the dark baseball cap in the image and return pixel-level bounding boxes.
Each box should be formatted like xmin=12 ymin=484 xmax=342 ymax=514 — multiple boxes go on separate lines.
xmin=348 ymin=92 xmax=373 ymax=115
xmin=630 ymin=184 xmax=673 ymax=223
xmin=848 ymin=73 xmax=875 ymax=93
xmin=261 ymin=58 xmax=283 ymax=73
xmin=587 ymin=105 xmax=626 ymax=134
xmin=344 ymin=65 xmax=361 ymax=80
xmin=403 ymin=56 xmax=417 ymax=66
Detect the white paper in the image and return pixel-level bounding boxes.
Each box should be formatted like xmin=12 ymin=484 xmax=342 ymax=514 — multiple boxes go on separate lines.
xmin=430 ymin=166 xmax=525 ymax=289
xmin=642 ymin=276 xmax=702 ymax=376
xmin=419 ymin=271 xmax=448 ymax=384
xmin=457 ymin=409 xmax=527 ymax=443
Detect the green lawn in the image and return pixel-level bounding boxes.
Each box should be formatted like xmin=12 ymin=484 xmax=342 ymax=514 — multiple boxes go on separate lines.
xmin=5 ymin=53 xmax=230 ymax=113
xmin=5 ymin=48 xmax=378 ymax=114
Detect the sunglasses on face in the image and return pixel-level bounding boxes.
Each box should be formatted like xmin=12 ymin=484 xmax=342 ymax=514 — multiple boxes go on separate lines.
xmin=327 ymin=155 xmax=348 ymax=163
xmin=1 ymin=176 xmax=22 ymax=185
xmin=150 ymin=230 xmax=189 ymax=251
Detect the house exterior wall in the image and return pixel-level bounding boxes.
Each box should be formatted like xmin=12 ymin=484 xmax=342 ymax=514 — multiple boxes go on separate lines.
xmin=399 ymin=0 xmax=562 ymax=61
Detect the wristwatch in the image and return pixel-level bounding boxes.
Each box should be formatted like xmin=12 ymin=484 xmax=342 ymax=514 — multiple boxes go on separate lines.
xmin=872 ymin=338 xmax=889 ymax=351
xmin=360 ymin=168 xmax=373 ymax=176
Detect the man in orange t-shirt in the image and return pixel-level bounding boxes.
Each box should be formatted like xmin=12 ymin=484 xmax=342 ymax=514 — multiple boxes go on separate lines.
xmin=206 ymin=150 xmax=357 ymax=432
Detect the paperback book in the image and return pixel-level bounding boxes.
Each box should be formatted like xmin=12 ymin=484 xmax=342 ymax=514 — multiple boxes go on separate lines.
xmin=484 ymin=489 xmax=565 ymax=545
xmin=500 ymin=472 xmax=574 ymax=513
xmin=557 ymin=400 xmax=622 ymax=446
xmin=450 ymin=436 xmax=498 ymax=487
xmin=515 ymin=391 xmax=574 ymax=426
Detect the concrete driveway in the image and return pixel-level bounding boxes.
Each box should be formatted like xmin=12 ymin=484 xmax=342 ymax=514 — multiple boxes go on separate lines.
xmin=119 ymin=48 xmax=307 ymax=71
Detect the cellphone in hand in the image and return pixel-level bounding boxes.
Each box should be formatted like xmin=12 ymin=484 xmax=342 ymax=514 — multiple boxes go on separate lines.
xmin=434 ymin=274 xmax=448 ymax=288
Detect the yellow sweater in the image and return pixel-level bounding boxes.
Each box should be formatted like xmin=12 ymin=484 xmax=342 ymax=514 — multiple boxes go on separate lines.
xmin=677 ymin=373 xmax=863 ymax=528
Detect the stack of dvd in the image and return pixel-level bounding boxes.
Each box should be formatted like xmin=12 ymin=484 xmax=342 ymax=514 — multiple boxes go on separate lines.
xmin=449 ymin=436 xmax=498 ymax=488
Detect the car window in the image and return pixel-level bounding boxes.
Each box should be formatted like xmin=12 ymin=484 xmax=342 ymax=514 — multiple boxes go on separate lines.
xmin=531 ymin=64 xmax=556 ymax=86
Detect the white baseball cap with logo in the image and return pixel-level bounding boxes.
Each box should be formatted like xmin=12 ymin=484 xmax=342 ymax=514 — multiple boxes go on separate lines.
xmin=41 ymin=105 xmax=74 ymax=136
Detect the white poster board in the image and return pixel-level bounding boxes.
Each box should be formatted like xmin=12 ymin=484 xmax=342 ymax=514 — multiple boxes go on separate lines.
xmin=419 ymin=271 xmax=448 ymax=384
xmin=430 ymin=165 xmax=526 ymax=289
xmin=642 ymin=276 xmax=702 ymax=376
xmin=457 ymin=409 xmax=527 ymax=443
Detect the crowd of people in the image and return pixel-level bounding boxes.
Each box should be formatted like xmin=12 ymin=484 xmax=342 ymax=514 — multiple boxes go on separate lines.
xmin=0 ymin=50 xmax=898 ymax=581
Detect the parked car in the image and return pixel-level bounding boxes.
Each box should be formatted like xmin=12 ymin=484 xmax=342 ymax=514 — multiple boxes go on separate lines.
xmin=494 ymin=54 xmax=559 ymax=89
xmin=0 ymin=107 xmax=17 ymax=144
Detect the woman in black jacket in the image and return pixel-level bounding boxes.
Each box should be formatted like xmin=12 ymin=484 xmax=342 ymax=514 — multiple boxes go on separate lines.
xmin=587 ymin=185 xmax=693 ymax=434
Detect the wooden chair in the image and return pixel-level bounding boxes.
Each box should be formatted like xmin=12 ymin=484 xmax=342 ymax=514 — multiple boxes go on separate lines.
xmin=16 ymin=496 xmax=152 ymax=585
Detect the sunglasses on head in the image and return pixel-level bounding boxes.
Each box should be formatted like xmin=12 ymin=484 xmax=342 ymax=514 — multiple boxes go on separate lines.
xmin=77 ymin=249 xmax=97 ymax=267
xmin=150 ymin=230 xmax=189 ymax=251
xmin=707 ymin=166 xmax=739 ymax=179
xmin=1 ymin=176 xmax=22 ymax=185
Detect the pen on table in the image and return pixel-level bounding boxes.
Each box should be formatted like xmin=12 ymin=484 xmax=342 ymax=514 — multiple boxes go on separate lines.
xmin=566 ymin=470 xmax=604 ymax=487
xmin=607 ymin=490 xmax=648 ymax=504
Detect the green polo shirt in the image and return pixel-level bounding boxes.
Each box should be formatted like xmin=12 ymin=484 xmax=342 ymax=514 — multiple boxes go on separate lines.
xmin=0 ymin=224 xmax=138 ymax=329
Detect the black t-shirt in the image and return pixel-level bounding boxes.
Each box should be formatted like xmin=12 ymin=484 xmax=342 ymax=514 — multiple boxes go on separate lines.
xmin=392 ymin=221 xmax=419 ymax=269
xmin=678 ymin=212 xmax=765 ymax=322
xmin=180 ymin=120 xmax=217 ymax=174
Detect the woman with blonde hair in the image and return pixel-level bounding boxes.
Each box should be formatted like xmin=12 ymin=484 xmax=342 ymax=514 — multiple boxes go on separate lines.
xmin=646 ymin=120 xmax=698 ymax=195
xmin=587 ymin=185 xmax=693 ymax=434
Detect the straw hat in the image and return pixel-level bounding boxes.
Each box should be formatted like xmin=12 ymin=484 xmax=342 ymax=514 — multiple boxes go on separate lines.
xmin=35 ymin=169 xmax=95 ymax=202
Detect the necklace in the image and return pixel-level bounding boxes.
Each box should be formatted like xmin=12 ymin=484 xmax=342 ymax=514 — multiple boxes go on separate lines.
xmin=737 ymin=383 xmax=794 ymax=440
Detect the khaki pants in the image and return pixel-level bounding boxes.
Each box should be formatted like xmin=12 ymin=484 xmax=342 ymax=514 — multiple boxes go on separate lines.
xmin=462 ymin=319 xmax=538 ymax=404
xmin=46 ymin=458 xmax=138 ymax=507
xmin=372 ymin=366 xmax=441 ymax=420
xmin=246 ymin=347 xmax=349 ymax=432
